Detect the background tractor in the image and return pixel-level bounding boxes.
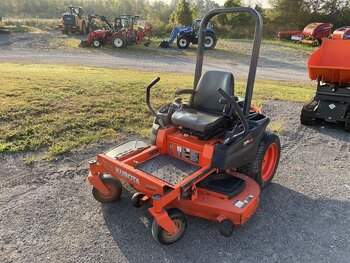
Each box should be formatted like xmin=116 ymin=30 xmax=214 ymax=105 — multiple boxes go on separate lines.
xmin=59 ymin=6 xmax=88 ymax=35
xmin=159 ymin=19 xmax=217 ymax=50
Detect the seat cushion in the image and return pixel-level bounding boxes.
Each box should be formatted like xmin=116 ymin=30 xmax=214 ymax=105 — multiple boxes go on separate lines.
xmin=171 ymin=108 xmax=225 ymax=133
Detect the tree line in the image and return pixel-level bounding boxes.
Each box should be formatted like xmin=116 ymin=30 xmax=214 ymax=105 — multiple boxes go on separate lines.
xmin=0 ymin=0 xmax=349 ymax=37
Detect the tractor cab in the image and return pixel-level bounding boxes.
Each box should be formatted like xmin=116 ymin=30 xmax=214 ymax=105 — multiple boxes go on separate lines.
xmin=60 ymin=6 xmax=87 ymax=35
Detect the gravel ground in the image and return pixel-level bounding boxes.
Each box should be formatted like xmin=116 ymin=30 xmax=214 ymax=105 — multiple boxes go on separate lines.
xmin=1 ymin=100 xmax=349 ymax=263
xmin=0 ymin=31 xmax=309 ymax=81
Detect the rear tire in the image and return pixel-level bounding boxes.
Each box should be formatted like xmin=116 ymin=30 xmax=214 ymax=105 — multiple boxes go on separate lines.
xmin=113 ymin=36 xmax=126 ymax=48
xmin=204 ymin=33 xmax=217 ymax=50
xmin=177 ymin=36 xmax=190 ymax=49
xmin=151 ymin=208 xmax=187 ymax=245
xmin=237 ymin=132 xmax=281 ymax=189
xmin=92 ymin=176 xmax=122 ymax=203
xmin=81 ymin=22 xmax=86 ymax=35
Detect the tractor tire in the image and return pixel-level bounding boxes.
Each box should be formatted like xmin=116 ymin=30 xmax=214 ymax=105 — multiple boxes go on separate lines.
xmin=92 ymin=175 xmax=122 ymax=203
xmin=204 ymin=33 xmax=217 ymax=50
xmin=62 ymin=28 xmax=69 ymax=35
xmin=81 ymin=22 xmax=86 ymax=35
xmin=177 ymin=36 xmax=190 ymax=49
xmin=300 ymin=108 xmax=315 ymax=126
xmin=92 ymin=39 xmax=102 ymax=48
xmin=345 ymin=111 xmax=350 ymax=132
xmin=237 ymin=132 xmax=281 ymax=189
xmin=151 ymin=208 xmax=187 ymax=245
xmin=113 ymin=36 xmax=126 ymax=48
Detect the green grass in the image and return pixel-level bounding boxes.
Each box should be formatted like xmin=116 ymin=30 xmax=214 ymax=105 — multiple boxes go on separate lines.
xmin=0 ymin=62 xmax=314 ymax=158
xmin=6 ymin=25 xmax=38 ymax=33
xmin=263 ymin=39 xmax=317 ymax=54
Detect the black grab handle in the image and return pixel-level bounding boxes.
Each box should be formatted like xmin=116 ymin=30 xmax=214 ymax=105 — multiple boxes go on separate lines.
xmin=146 ymin=77 xmax=160 ymax=117
xmin=217 ymin=88 xmax=249 ymax=134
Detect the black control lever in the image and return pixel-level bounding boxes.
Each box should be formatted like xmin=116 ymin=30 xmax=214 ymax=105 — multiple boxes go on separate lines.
xmin=217 ymin=88 xmax=249 ymax=138
xmin=145 ymin=77 xmax=165 ymax=127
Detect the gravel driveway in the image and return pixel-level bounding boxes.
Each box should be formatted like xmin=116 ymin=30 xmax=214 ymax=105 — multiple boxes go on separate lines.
xmin=0 ymin=32 xmax=309 ymax=81
xmin=1 ymin=100 xmax=349 ymax=263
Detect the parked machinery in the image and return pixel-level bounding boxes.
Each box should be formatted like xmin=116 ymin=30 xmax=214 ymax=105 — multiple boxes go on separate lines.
xmin=301 ymin=39 xmax=350 ymax=131
xmin=79 ymin=15 xmax=127 ymax=48
xmin=332 ymin=26 xmax=350 ymax=40
xmin=291 ymin=22 xmax=333 ymax=46
xmin=159 ymin=19 xmax=217 ymax=50
xmin=59 ymin=6 xmax=88 ymax=35
xmin=80 ymin=15 xmax=152 ymax=48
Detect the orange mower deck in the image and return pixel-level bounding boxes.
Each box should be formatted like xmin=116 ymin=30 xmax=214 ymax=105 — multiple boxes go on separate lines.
xmin=88 ymin=127 xmax=260 ymax=235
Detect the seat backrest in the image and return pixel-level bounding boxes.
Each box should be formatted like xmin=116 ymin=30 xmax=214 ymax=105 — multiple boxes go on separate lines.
xmin=193 ymin=70 xmax=234 ymax=114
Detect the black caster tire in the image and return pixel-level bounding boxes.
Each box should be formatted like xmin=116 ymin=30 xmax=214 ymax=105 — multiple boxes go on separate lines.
xmin=92 ymin=176 xmax=122 ymax=203
xmin=177 ymin=36 xmax=190 ymax=49
xmin=220 ymin=220 xmax=234 ymax=237
xmin=151 ymin=208 xmax=187 ymax=245
xmin=300 ymin=114 xmax=315 ymax=126
xmin=131 ymin=192 xmax=145 ymax=208
xmin=300 ymin=108 xmax=315 ymax=126
xmin=237 ymin=132 xmax=281 ymax=189
xmin=345 ymin=112 xmax=350 ymax=132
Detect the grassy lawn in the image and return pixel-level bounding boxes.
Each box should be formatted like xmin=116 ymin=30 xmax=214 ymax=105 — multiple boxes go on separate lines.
xmin=0 ymin=62 xmax=315 ymax=159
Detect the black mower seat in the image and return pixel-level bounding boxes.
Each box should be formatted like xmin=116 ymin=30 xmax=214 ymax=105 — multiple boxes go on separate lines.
xmin=172 ymin=70 xmax=234 ymax=135
xmin=171 ymin=108 xmax=225 ymax=133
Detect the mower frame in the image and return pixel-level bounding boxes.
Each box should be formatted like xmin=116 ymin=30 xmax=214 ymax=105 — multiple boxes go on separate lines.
xmin=88 ymin=7 xmax=280 ymax=244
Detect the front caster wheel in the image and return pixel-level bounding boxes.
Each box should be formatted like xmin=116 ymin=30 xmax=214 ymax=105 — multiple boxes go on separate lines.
xmin=151 ymin=208 xmax=187 ymax=245
xmin=92 ymin=176 xmax=122 ymax=203
xmin=131 ymin=192 xmax=145 ymax=207
xmin=220 ymin=219 xmax=234 ymax=237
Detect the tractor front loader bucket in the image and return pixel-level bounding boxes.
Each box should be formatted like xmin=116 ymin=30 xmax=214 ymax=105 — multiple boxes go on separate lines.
xmin=158 ymin=40 xmax=170 ymax=48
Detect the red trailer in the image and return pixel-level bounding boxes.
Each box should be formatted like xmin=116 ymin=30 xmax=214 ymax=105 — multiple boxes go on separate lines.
xmin=291 ymin=22 xmax=333 ymax=46
xmin=276 ymin=30 xmax=302 ymax=40
xmin=332 ymin=26 xmax=350 ymax=40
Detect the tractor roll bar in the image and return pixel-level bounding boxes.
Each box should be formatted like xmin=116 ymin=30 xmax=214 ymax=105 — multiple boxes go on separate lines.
xmin=194 ymin=7 xmax=263 ymax=117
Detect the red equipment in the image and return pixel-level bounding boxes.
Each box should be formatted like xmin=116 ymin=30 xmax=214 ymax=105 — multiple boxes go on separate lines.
xmin=332 ymin=26 xmax=350 ymax=40
xmin=276 ymin=30 xmax=302 ymax=40
xmin=290 ymin=23 xmax=333 ymax=46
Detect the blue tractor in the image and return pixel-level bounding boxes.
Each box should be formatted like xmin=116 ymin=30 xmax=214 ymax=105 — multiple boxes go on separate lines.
xmin=159 ymin=19 xmax=217 ymax=49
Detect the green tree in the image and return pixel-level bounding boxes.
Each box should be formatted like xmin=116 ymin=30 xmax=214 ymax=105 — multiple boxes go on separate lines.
xmin=170 ymin=0 xmax=193 ymax=25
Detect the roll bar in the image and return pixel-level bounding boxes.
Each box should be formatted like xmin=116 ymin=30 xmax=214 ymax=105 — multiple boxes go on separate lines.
xmin=194 ymin=7 xmax=263 ymax=117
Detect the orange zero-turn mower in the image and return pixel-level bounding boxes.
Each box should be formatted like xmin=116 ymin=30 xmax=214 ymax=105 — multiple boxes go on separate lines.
xmin=87 ymin=7 xmax=281 ymax=245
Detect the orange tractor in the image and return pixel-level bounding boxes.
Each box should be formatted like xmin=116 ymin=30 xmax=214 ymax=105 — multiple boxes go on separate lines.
xmin=301 ymin=39 xmax=350 ymax=131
